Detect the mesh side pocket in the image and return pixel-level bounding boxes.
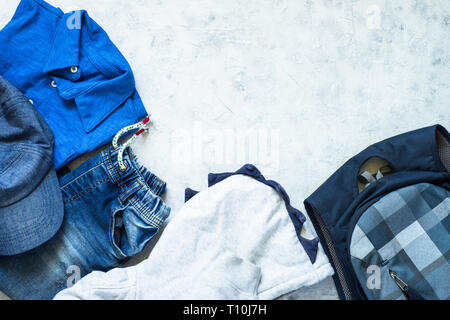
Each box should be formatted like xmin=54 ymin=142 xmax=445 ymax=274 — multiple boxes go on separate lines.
xmin=436 ymin=128 xmax=450 ymax=172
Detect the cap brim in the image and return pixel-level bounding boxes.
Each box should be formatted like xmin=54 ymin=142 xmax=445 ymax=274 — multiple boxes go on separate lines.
xmin=0 ymin=168 xmax=64 ymax=256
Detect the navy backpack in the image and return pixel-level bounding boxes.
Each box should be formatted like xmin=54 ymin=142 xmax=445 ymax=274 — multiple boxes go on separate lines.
xmin=305 ymin=125 xmax=449 ymax=300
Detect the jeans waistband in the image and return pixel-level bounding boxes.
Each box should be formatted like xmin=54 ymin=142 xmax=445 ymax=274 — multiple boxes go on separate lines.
xmin=60 ymin=145 xmax=169 ymax=228
xmin=101 ymin=146 xmax=167 ymax=200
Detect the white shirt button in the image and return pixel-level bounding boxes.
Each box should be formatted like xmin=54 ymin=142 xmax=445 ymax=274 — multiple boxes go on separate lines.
xmin=51 ymin=80 xmax=57 ymax=88
xmin=70 ymin=66 xmax=78 ymax=73
xmin=29 ymin=99 xmax=34 ymax=105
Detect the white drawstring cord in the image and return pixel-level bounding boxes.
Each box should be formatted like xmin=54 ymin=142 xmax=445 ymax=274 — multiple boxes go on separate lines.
xmin=112 ymin=116 xmax=150 ymax=171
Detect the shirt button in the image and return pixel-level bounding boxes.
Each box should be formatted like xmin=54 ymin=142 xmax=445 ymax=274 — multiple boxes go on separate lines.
xmin=51 ymin=80 xmax=57 ymax=88
xmin=28 ymin=99 xmax=34 ymax=105
xmin=70 ymin=66 xmax=78 ymax=73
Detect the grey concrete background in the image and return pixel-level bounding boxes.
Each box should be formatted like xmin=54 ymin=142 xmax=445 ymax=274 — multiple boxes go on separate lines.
xmin=0 ymin=0 xmax=449 ymax=300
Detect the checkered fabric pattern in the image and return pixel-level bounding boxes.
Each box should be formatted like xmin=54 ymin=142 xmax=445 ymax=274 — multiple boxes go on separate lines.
xmin=350 ymin=183 xmax=450 ymax=300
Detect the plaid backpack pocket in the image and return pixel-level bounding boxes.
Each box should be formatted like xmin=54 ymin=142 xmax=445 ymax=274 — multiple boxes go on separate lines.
xmin=349 ymin=183 xmax=449 ymax=300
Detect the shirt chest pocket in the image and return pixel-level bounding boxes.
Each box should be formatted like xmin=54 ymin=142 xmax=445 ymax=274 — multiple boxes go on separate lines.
xmin=39 ymin=10 xmax=138 ymax=134
xmin=49 ymin=50 xmax=136 ymax=133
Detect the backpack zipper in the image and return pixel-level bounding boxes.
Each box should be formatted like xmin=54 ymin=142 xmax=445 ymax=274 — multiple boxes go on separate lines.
xmin=311 ymin=207 xmax=353 ymax=300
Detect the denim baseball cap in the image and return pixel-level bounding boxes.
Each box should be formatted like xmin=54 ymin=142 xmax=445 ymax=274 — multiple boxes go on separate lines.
xmin=0 ymin=76 xmax=64 ymax=256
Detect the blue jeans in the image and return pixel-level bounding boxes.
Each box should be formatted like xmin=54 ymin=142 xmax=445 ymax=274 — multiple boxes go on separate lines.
xmin=0 ymin=146 xmax=170 ymax=300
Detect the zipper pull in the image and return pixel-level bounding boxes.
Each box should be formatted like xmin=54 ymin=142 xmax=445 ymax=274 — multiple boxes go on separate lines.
xmin=389 ymin=269 xmax=426 ymax=300
xmin=389 ymin=269 xmax=408 ymax=292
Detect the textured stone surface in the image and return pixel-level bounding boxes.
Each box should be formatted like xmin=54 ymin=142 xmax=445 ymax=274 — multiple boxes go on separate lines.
xmin=1 ymin=0 xmax=449 ymax=300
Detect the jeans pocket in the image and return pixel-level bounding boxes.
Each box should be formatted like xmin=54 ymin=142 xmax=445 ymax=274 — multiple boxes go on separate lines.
xmin=109 ymin=203 xmax=160 ymax=261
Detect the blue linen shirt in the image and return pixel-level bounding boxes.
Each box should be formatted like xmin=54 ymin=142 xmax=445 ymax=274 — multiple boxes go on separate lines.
xmin=0 ymin=0 xmax=148 ymax=169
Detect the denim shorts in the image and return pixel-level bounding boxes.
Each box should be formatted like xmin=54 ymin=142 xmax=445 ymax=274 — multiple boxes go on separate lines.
xmin=0 ymin=146 xmax=170 ymax=300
